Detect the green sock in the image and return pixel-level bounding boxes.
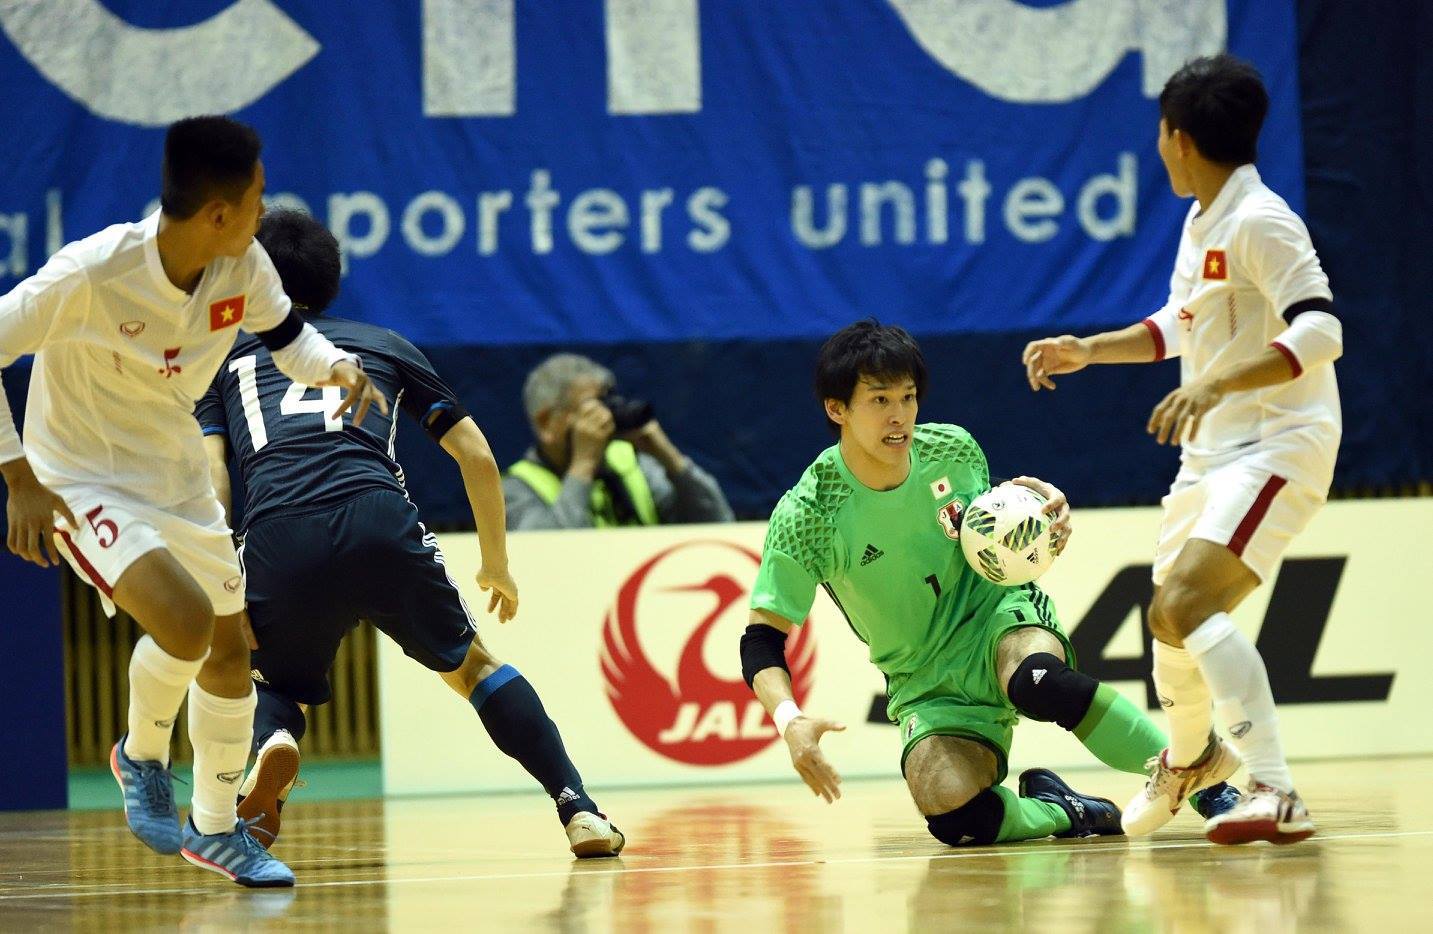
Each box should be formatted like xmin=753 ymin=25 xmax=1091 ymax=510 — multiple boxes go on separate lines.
xmin=991 ymin=785 xmax=1071 ymax=841
xmin=1073 ymin=682 xmax=1168 ymax=775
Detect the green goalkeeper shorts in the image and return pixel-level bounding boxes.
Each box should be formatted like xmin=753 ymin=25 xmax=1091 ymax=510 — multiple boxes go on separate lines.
xmin=892 ymin=585 xmax=1073 ymax=784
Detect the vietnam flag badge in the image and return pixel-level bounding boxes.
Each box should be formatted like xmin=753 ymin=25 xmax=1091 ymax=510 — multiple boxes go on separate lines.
xmin=1202 ymin=249 xmax=1228 ymax=281
xmin=209 ymin=295 xmax=246 ymax=331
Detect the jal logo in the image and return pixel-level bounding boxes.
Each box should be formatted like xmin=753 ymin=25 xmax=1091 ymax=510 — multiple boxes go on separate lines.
xmin=937 ymin=499 xmax=963 ymax=541
xmin=601 ymin=540 xmax=815 ymax=765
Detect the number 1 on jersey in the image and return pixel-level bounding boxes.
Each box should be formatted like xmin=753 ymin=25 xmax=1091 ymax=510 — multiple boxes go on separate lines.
xmin=229 ymin=354 xmax=343 ymax=453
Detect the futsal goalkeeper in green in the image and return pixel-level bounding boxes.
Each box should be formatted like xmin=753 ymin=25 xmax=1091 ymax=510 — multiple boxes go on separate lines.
xmin=740 ymin=320 xmax=1238 ymax=846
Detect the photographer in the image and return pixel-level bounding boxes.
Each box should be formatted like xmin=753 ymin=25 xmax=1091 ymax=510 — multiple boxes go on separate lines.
xmin=504 ymin=354 xmax=734 ymax=530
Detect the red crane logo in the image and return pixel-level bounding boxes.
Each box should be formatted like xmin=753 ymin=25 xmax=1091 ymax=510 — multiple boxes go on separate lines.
xmin=601 ymin=541 xmax=816 ymax=765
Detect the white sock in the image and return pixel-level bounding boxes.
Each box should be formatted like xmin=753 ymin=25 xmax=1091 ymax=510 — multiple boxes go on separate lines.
xmin=1184 ymin=612 xmax=1295 ymax=793
xmin=124 ymin=636 xmax=205 ymax=765
xmin=187 ymin=684 xmax=257 ymax=836
xmin=1152 ymin=639 xmax=1214 ymax=768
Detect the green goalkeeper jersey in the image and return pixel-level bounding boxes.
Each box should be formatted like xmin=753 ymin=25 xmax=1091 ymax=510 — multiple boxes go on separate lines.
xmin=751 ymin=423 xmax=1012 ymax=693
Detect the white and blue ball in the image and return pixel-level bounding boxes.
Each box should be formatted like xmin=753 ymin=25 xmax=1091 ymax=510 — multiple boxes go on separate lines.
xmin=959 ymin=486 xmax=1057 ymax=586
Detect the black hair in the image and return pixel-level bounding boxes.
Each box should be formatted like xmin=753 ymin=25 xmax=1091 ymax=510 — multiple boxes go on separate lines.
xmin=159 ymin=116 xmax=262 ymax=219
xmin=1158 ymin=54 xmax=1268 ymax=165
xmin=256 ymin=209 xmax=342 ymax=315
xmin=814 ymin=319 xmax=927 ymax=434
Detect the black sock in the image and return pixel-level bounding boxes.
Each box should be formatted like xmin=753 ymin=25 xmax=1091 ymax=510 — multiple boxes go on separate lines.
xmin=469 ymin=665 xmax=598 ymax=825
xmin=252 ymin=685 xmax=307 ymax=756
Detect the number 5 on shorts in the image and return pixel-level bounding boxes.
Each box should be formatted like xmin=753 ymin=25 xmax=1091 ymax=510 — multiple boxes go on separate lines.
xmin=85 ymin=506 xmax=119 ymax=549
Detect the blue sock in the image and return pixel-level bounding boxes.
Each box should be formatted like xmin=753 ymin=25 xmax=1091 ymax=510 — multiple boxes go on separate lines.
xmin=469 ymin=666 xmax=598 ymax=825
xmin=252 ymin=686 xmax=307 ymax=755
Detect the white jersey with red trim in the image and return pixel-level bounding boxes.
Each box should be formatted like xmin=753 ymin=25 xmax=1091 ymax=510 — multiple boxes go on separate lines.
xmin=0 ymin=211 xmax=292 ymax=507
xmin=1142 ymin=165 xmax=1341 ymax=492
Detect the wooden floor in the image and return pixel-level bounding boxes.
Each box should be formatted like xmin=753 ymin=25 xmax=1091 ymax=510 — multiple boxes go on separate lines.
xmin=2 ymin=756 xmax=1429 ymax=931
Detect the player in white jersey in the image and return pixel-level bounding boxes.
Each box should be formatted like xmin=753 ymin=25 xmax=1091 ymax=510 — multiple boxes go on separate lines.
xmin=1022 ymin=56 xmax=1341 ymax=845
xmin=0 ymin=117 xmax=385 ymax=886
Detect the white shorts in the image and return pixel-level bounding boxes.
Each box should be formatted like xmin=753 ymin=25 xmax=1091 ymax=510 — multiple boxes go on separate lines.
xmin=50 ymin=487 xmax=245 ymax=618
xmin=1152 ymin=460 xmax=1325 ymax=587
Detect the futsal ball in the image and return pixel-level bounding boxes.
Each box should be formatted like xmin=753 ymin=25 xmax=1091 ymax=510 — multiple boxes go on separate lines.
xmin=959 ymin=486 xmax=1056 ymax=586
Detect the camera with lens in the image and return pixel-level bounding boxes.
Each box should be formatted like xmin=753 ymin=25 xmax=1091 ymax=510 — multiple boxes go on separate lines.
xmin=604 ymin=389 xmax=655 ymax=433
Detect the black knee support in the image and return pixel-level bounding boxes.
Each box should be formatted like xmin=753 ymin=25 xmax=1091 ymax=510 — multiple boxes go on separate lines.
xmin=926 ymin=788 xmax=1005 ymax=846
xmin=1006 ymin=652 xmax=1098 ymax=732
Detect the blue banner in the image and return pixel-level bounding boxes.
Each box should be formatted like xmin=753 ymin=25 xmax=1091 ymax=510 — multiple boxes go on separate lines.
xmin=1 ymin=1 xmax=1302 ymax=347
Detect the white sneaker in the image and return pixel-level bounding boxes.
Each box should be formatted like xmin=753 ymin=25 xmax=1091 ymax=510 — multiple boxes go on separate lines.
xmin=236 ymin=729 xmax=302 ymax=850
xmin=1122 ymin=734 xmax=1241 ymax=836
xmin=1205 ymin=783 xmax=1316 ymax=846
xmin=565 ymin=811 xmax=626 ymax=858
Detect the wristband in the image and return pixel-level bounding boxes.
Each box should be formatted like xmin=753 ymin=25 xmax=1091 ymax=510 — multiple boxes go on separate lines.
xmin=773 ymin=700 xmax=803 ymax=737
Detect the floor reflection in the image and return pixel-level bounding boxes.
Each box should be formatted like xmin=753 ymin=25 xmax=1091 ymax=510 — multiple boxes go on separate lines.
xmin=2 ymin=757 xmax=1429 ymax=931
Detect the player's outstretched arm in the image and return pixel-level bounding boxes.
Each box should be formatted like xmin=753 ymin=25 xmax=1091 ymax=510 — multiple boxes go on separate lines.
xmin=0 ymin=253 xmax=88 ymax=565
xmin=744 ymin=609 xmax=845 ymax=802
xmin=1146 ymin=344 xmax=1308 ymax=446
xmin=203 ymin=434 xmax=234 ymax=528
xmin=1022 ymin=322 xmax=1160 ymax=391
xmin=439 ymin=416 xmax=517 ymax=623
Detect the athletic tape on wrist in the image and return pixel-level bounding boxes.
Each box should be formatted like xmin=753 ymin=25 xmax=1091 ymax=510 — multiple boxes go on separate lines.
xmin=772 ymin=700 xmax=802 ymax=737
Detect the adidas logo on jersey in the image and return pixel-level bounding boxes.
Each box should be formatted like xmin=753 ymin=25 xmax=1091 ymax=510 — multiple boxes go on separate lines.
xmin=1031 ymin=669 xmax=1046 ymax=685
xmin=860 ymin=544 xmax=885 ymax=566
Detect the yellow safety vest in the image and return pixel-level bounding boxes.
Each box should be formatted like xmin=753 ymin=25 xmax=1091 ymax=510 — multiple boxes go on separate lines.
xmin=507 ymin=440 xmax=659 ymax=527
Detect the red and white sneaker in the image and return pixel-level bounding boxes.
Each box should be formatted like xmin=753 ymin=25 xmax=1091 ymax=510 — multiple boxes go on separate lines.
xmin=1205 ymin=783 xmax=1316 ymax=845
xmin=236 ymin=730 xmax=302 ymax=850
xmin=1122 ymin=734 xmax=1241 ymax=836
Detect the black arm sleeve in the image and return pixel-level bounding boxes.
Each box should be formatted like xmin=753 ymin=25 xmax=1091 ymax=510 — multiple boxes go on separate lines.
xmin=740 ymin=623 xmax=790 ymax=688
xmin=386 ymin=330 xmax=469 ymax=441
xmin=1282 ymin=297 xmax=1336 ymax=323
xmin=255 ymin=309 xmax=305 ymax=351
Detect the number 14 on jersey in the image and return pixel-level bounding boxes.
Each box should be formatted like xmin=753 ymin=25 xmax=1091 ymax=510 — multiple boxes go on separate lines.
xmin=229 ymin=354 xmax=343 ymax=452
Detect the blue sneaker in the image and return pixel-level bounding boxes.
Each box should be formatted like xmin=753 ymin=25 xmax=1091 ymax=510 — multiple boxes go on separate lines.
xmin=109 ymin=736 xmax=181 ymax=855
xmin=1018 ymin=768 xmax=1125 ymax=838
xmin=181 ymin=817 xmax=296 ymax=887
xmin=1191 ymin=781 xmax=1243 ymax=820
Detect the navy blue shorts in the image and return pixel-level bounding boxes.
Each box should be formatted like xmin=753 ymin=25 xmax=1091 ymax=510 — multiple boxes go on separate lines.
xmin=239 ymin=489 xmax=476 ymax=705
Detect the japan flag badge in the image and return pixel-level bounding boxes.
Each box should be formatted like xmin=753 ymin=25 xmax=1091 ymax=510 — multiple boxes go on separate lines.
xmin=930 ymin=476 xmax=951 ymax=498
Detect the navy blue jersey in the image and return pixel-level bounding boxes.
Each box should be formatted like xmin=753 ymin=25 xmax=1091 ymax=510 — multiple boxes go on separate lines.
xmin=196 ymin=316 xmax=465 ymax=532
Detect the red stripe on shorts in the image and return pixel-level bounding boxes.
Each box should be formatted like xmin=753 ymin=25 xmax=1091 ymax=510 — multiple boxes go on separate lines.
xmin=1142 ymin=318 xmax=1166 ymax=361
xmin=1227 ymin=475 xmax=1288 ymax=558
xmin=57 ymin=529 xmax=114 ymax=597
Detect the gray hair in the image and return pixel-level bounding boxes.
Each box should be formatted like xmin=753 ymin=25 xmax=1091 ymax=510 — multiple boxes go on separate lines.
xmin=523 ymin=353 xmax=614 ymax=420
